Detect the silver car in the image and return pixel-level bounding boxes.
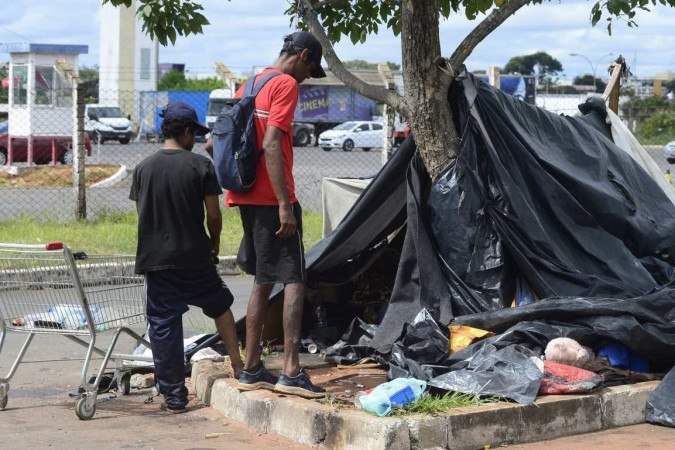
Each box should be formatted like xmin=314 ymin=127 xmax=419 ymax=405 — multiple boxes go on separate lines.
xmin=666 ymin=141 xmax=675 ymax=164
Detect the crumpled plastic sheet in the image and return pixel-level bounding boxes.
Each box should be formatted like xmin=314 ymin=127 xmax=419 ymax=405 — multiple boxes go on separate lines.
xmin=387 ymin=309 xmax=544 ymax=404
xmin=646 ymin=366 xmax=675 ymax=428
xmin=429 ymin=344 xmax=543 ymax=404
xmin=324 ymin=317 xmax=379 ymax=365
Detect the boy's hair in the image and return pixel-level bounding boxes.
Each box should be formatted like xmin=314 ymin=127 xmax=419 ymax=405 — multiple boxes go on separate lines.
xmin=161 ymin=116 xmax=194 ymax=140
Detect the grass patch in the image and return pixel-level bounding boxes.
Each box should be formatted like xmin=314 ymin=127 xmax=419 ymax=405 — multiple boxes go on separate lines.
xmin=0 ymin=208 xmax=324 ymax=256
xmin=0 ymin=165 xmax=120 ymax=187
xmin=391 ymin=391 xmax=502 ymax=416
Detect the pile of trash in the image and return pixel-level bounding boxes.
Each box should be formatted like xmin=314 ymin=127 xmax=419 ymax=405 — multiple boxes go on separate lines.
xmin=304 ymin=73 xmax=675 ymax=426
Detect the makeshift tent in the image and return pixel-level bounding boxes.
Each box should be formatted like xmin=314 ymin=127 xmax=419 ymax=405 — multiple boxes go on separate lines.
xmin=308 ymin=73 xmax=675 ymax=414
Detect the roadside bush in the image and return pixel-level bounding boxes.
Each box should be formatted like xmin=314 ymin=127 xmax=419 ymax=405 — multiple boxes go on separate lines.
xmin=636 ymin=111 xmax=675 ymax=145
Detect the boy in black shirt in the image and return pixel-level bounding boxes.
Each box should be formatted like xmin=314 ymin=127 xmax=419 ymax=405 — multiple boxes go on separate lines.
xmin=130 ymin=101 xmax=243 ymax=413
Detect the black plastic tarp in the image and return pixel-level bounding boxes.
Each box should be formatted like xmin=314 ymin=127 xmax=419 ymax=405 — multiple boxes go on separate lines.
xmin=319 ymin=73 xmax=675 ymax=410
xmin=368 ymin=73 xmax=675 ymax=353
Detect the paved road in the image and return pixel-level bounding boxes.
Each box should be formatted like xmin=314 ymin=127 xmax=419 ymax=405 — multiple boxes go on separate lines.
xmin=0 ymin=275 xmax=310 ymax=450
xmin=0 ymin=141 xmax=386 ymax=220
xmin=1 ymin=141 xmax=671 ymax=220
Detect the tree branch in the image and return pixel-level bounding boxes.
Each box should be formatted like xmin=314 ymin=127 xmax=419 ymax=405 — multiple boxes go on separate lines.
xmin=449 ymin=0 xmax=531 ymax=72
xmin=311 ymin=0 xmax=349 ymax=8
xmin=298 ymin=0 xmax=404 ymax=113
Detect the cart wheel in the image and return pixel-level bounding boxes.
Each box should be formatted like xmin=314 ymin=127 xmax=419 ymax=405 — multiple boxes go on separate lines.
xmin=0 ymin=393 xmax=7 ymax=411
xmin=118 ymin=373 xmax=131 ymax=396
xmin=75 ymin=397 xmax=96 ymax=420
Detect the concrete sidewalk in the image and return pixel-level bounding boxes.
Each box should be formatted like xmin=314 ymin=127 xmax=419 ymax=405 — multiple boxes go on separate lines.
xmin=191 ymin=360 xmax=660 ymax=450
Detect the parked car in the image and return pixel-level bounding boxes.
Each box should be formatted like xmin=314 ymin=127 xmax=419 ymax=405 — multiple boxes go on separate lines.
xmin=665 ymin=141 xmax=675 ymax=164
xmin=0 ymin=121 xmax=92 ymax=165
xmin=318 ymin=121 xmax=384 ymax=152
xmin=84 ymin=105 xmax=132 ymax=145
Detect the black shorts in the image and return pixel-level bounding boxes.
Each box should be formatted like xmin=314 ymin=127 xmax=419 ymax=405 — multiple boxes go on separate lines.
xmin=237 ymin=203 xmax=306 ymax=284
xmin=144 ymin=264 xmax=234 ymax=319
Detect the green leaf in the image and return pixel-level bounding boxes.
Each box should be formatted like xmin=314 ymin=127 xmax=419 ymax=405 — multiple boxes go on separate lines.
xmin=477 ymin=0 xmax=494 ymax=12
xmin=465 ymin=2 xmax=478 ymax=20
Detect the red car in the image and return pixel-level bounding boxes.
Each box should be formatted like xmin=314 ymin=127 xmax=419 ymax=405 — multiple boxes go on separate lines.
xmin=0 ymin=121 xmax=92 ymax=165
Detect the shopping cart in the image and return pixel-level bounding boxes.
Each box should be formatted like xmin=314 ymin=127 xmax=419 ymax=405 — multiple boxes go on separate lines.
xmin=0 ymin=242 xmax=152 ymax=420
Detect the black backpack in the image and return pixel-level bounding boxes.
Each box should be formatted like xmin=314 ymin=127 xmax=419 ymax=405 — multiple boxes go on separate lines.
xmin=211 ymin=72 xmax=280 ymax=192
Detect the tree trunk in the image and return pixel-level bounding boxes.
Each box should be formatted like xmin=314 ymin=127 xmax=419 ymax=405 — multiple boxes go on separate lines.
xmin=401 ymin=0 xmax=459 ymax=179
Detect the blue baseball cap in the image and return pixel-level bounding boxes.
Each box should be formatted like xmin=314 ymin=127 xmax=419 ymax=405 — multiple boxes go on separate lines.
xmin=160 ymin=101 xmax=211 ymax=134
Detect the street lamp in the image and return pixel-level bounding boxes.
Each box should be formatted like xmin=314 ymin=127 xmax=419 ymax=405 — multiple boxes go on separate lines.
xmin=569 ymin=52 xmax=614 ymax=92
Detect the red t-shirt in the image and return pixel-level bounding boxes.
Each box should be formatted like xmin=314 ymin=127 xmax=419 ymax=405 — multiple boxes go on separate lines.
xmin=225 ymin=68 xmax=298 ymax=206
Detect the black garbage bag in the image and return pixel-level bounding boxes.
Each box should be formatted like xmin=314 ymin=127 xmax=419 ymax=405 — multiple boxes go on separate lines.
xmin=324 ymin=317 xmax=379 ymax=365
xmin=452 ymin=289 xmax=675 ymax=372
xmin=388 ymin=309 xmax=453 ymax=381
xmin=429 ymin=344 xmax=543 ymax=404
xmin=386 ymin=309 xmax=545 ymax=404
xmin=646 ymin=367 xmax=675 ymax=428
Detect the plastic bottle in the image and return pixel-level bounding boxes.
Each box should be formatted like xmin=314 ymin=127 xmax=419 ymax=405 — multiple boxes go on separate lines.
xmin=355 ymin=378 xmax=427 ymax=416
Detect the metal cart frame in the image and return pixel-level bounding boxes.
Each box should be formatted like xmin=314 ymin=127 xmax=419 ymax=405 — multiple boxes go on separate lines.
xmin=0 ymin=242 xmax=152 ymax=419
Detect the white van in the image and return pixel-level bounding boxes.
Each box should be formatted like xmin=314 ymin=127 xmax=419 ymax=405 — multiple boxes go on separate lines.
xmin=84 ymin=105 xmax=132 ymax=144
xmin=205 ymin=88 xmax=236 ymax=131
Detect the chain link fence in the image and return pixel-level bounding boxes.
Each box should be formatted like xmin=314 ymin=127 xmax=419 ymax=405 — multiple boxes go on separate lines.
xmin=1 ymin=82 xmax=673 ymax=222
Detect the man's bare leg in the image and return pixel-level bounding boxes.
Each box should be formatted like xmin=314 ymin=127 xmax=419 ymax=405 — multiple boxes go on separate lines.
xmin=213 ymin=309 xmax=244 ymax=379
xmin=244 ymin=282 xmax=274 ymax=370
xmin=282 ymin=282 xmax=305 ymax=377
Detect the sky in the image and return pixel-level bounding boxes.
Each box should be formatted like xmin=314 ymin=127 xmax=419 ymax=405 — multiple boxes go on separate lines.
xmin=1 ymin=0 xmax=674 ymax=81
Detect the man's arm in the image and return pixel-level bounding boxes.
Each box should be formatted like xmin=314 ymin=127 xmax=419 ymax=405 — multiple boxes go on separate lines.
xmin=263 ymin=125 xmax=296 ymax=239
xmin=204 ymin=194 xmax=222 ymax=257
xmin=205 ymin=138 xmax=213 ymax=158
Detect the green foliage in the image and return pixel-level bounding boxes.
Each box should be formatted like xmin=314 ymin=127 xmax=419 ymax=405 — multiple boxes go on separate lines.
xmin=0 ymin=209 xmax=324 ymax=256
xmin=109 ymin=0 xmax=675 ymax=66
xmin=79 ymin=66 xmax=99 ymax=103
xmin=343 ymin=59 xmax=401 ymax=71
xmin=158 ymin=69 xmax=224 ymax=91
xmin=158 ymin=69 xmax=188 ymax=90
xmin=573 ymin=74 xmax=607 ymax=93
xmin=635 ymin=111 xmax=675 ymax=145
xmin=621 ymin=94 xmax=673 ymax=123
xmin=102 ymin=0 xmax=211 ymax=46
xmin=665 ymin=78 xmax=675 ymax=94
xmin=503 ymin=52 xmax=564 ymax=78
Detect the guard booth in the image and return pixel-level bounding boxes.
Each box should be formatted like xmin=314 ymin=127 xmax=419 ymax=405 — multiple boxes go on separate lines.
xmin=0 ymin=43 xmax=88 ymax=165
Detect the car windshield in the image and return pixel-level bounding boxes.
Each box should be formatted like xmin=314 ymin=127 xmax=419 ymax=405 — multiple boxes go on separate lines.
xmin=332 ymin=122 xmax=358 ymax=131
xmin=207 ymin=99 xmax=238 ymax=115
xmin=0 ymin=121 xmax=7 ymax=135
xmin=90 ymin=107 xmax=124 ymax=118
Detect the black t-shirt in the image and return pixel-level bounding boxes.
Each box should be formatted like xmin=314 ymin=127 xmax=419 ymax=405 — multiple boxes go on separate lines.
xmin=129 ymin=149 xmax=222 ymax=273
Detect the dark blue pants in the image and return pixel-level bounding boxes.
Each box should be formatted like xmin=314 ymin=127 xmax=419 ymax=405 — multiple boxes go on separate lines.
xmin=145 ymin=266 xmax=234 ymax=409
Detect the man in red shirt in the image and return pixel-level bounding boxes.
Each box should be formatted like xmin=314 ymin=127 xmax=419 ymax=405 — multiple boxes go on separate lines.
xmin=215 ymin=32 xmax=326 ymax=398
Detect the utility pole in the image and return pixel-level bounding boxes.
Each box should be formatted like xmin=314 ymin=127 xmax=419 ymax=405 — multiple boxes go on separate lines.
xmin=56 ymin=60 xmax=86 ymax=220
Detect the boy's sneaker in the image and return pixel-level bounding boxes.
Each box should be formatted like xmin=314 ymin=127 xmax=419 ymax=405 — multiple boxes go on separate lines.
xmin=238 ymin=363 xmax=278 ymax=392
xmin=274 ymin=369 xmax=326 ymax=399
